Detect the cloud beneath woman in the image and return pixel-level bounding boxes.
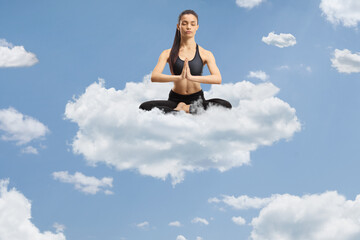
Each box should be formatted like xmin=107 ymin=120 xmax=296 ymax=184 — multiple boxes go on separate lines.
xmin=65 ymin=74 xmax=300 ymax=185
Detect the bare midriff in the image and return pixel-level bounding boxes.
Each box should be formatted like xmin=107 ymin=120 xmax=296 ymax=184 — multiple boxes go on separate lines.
xmin=172 ymin=78 xmax=202 ymax=95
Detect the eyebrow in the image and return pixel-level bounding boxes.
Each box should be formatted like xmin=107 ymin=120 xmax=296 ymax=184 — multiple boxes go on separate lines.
xmin=182 ymin=21 xmax=196 ymax=23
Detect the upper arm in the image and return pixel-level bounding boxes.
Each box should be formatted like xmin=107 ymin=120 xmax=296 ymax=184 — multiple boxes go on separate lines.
xmin=152 ymin=49 xmax=170 ymax=75
xmin=206 ymin=51 xmax=221 ymax=78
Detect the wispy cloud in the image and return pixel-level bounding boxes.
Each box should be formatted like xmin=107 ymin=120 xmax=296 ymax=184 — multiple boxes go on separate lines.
xmin=0 ymin=39 xmax=38 ymax=68
xmin=235 ymin=0 xmax=265 ymax=9
xmin=0 ymin=179 xmax=66 ymax=240
xmin=320 ymin=0 xmax=360 ymax=28
xmin=262 ymin=32 xmax=296 ymax=48
xmin=136 ymin=221 xmax=149 ymax=229
xmin=191 ymin=217 xmax=209 ymax=225
xmin=169 ymin=221 xmax=182 ymax=227
xmin=276 ymin=65 xmax=290 ymax=70
xmin=21 ymin=146 xmax=39 ymax=155
xmin=65 ymin=75 xmax=300 ymax=185
xmin=209 ymin=194 xmax=277 ymax=209
xmin=331 ymin=49 xmax=360 ymax=73
xmin=52 ymin=171 xmax=113 ymax=195
xmin=53 ymin=223 xmax=66 ymax=233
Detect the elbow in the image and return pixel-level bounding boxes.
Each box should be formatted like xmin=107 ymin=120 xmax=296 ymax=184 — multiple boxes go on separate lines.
xmin=217 ymin=77 xmax=222 ymax=84
xmin=151 ymin=73 xmax=157 ymax=82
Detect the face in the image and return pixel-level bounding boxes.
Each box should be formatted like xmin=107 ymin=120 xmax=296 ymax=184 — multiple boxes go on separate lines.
xmin=177 ymin=14 xmax=199 ymax=37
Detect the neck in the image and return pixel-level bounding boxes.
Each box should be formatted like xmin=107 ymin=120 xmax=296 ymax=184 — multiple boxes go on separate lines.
xmin=179 ymin=38 xmax=196 ymax=49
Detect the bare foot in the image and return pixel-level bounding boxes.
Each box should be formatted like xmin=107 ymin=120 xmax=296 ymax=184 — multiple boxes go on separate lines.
xmin=174 ymin=102 xmax=186 ymax=111
xmin=174 ymin=102 xmax=191 ymax=113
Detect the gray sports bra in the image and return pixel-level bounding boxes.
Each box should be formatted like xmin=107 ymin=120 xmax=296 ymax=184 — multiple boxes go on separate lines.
xmin=172 ymin=44 xmax=203 ymax=76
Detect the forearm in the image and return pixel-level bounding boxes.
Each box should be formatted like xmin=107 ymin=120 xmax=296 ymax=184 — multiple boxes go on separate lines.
xmin=151 ymin=72 xmax=181 ymax=83
xmin=188 ymin=74 xmax=222 ymax=84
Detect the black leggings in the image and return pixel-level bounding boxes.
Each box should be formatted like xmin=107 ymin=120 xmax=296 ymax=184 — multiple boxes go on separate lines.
xmin=139 ymin=89 xmax=232 ymax=114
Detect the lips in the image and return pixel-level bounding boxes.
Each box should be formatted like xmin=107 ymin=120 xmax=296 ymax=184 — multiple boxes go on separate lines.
xmin=186 ymin=31 xmax=192 ymax=33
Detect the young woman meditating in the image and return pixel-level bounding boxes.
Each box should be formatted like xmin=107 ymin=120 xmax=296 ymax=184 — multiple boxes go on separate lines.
xmin=139 ymin=9 xmax=232 ymax=114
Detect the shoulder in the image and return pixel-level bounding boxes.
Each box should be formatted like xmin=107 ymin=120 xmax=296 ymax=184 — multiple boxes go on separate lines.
xmin=198 ymin=45 xmax=215 ymax=64
xmin=161 ymin=48 xmax=171 ymax=58
xmin=156 ymin=48 xmax=171 ymax=62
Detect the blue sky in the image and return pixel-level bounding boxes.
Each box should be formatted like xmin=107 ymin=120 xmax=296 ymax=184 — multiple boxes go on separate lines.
xmin=1 ymin=0 xmax=360 ymax=239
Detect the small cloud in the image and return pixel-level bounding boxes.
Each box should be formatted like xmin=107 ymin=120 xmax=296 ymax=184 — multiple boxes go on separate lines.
xmin=104 ymin=190 xmax=114 ymax=195
xmin=52 ymin=171 xmax=113 ymax=195
xmin=262 ymin=32 xmax=296 ymax=48
xmin=53 ymin=223 xmax=65 ymax=233
xmin=0 ymin=39 xmax=38 ymax=68
xmin=331 ymin=49 xmax=360 ymax=73
xmin=320 ymin=0 xmax=360 ymax=28
xmin=191 ymin=217 xmax=209 ymax=225
xmin=21 ymin=146 xmax=39 ymax=155
xmin=247 ymin=70 xmax=269 ymax=81
xmin=169 ymin=221 xmax=182 ymax=227
xmin=0 ymin=107 xmax=49 ymax=146
xmin=209 ymin=194 xmax=277 ymax=209
xmin=235 ymin=0 xmax=265 ymax=9
xmin=276 ymin=65 xmax=290 ymax=70
xmin=136 ymin=221 xmax=149 ymax=229
xmin=300 ymin=64 xmax=312 ymax=73
xmin=176 ymin=235 xmax=187 ymax=240
xmin=232 ymin=216 xmax=246 ymax=226
xmin=208 ymin=197 xmax=221 ymax=203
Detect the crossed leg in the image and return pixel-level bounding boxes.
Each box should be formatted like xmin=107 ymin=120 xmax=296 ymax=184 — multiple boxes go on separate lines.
xmin=174 ymin=98 xmax=232 ymax=114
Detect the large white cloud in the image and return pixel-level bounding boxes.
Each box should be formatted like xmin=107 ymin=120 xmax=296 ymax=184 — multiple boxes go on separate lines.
xmin=65 ymin=75 xmax=300 ymax=185
xmin=331 ymin=49 xmax=360 ymax=73
xmin=262 ymin=32 xmax=296 ymax=48
xmin=320 ymin=0 xmax=360 ymax=27
xmin=0 ymin=39 xmax=38 ymax=68
xmin=0 ymin=179 xmax=66 ymax=240
xmin=0 ymin=107 xmax=49 ymax=153
xmin=235 ymin=0 xmax=265 ymax=9
xmin=52 ymin=171 xmax=113 ymax=195
xmin=211 ymin=191 xmax=360 ymax=240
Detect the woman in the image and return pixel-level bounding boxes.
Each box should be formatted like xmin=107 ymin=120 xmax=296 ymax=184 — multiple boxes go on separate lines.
xmin=139 ymin=9 xmax=232 ymax=114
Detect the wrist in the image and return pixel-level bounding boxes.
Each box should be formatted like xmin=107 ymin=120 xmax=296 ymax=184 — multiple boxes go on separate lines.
xmin=176 ymin=75 xmax=182 ymax=81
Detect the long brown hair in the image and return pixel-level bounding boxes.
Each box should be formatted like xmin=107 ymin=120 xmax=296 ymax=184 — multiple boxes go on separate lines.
xmin=169 ymin=10 xmax=199 ymax=75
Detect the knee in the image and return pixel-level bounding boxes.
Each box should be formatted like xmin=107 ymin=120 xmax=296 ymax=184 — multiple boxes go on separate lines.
xmin=139 ymin=102 xmax=153 ymax=111
xmin=223 ymin=100 xmax=232 ymax=109
xmin=208 ymin=98 xmax=232 ymax=109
